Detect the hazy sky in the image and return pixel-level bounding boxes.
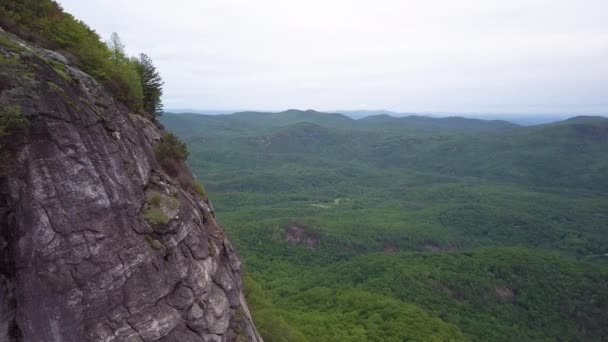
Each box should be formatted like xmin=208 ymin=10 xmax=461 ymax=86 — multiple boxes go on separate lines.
xmin=58 ymin=0 xmax=607 ymax=114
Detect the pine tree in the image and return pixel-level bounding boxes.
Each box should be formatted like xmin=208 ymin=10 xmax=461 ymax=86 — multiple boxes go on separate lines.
xmin=136 ymin=53 xmax=164 ymax=116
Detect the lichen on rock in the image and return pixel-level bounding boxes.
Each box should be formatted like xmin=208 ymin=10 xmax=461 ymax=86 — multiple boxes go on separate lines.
xmin=0 ymin=31 xmax=261 ymax=342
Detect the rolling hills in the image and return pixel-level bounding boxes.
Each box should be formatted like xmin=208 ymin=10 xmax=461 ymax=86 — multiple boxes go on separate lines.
xmin=161 ymin=110 xmax=608 ymax=341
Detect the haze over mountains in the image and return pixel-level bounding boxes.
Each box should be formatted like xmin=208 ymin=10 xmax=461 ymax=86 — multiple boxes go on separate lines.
xmin=165 ymin=108 xmax=601 ymax=125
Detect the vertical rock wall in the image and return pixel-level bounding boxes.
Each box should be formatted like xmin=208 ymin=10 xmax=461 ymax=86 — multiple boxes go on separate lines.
xmin=0 ymin=32 xmax=261 ymax=342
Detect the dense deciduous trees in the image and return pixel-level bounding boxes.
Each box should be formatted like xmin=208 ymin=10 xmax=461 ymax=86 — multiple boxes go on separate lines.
xmin=104 ymin=33 xmax=144 ymax=112
xmin=162 ymin=113 xmax=608 ymax=341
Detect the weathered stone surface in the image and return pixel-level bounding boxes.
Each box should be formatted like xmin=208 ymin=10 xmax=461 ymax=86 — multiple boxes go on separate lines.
xmin=39 ymin=48 xmax=70 ymax=65
xmin=0 ymin=32 xmax=261 ymax=341
xmin=203 ymin=284 xmax=231 ymax=335
xmin=203 ymin=334 xmax=223 ymax=342
xmin=160 ymin=326 xmax=204 ymax=342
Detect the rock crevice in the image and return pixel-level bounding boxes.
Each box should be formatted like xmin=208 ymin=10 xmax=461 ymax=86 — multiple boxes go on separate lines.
xmin=0 ymin=32 xmax=260 ymax=342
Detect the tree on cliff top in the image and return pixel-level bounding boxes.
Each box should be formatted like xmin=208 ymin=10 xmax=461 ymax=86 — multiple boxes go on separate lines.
xmin=136 ymin=53 xmax=164 ymax=116
xmin=0 ymin=2 xmax=159 ymax=114
xmin=105 ymin=32 xmax=143 ymax=112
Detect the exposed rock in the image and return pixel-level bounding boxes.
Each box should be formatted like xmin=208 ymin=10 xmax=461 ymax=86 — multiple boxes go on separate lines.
xmin=202 ymin=284 xmax=231 ymax=335
xmin=383 ymin=241 xmax=398 ymax=253
xmin=494 ymin=286 xmax=516 ymax=303
xmin=421 ymin=240 xmax=457 ymax=252
xmin=39 ymin=48 xmax=70 ymax=65
xmin=203 ymin=334 xmax=223 ymax=342
xmin=283 ymin=224 xmax=319 ymax=249
xmin=0 ymin=31 xmax=261 ymax=341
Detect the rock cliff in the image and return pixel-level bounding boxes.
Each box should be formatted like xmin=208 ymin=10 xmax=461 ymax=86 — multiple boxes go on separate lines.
xmin=0 ymin=31 xmax=261 ymax=341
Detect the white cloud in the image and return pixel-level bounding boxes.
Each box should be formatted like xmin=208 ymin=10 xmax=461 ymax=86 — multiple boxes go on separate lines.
xmin=58 ymin=0 xmax=608 ymax=114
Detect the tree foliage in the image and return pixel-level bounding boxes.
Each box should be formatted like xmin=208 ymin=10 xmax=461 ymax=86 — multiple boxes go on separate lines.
xmin=162 ymin=112 xmax=608 ymax=341
xmin=104 ymin=33 xmax=143 ymax=112
xmin=155 ymin=133 xmax=189 ymax=162
xmin=0 ymin=1 xmax=162 ymax=114
xmin=107 ymin=32 xmax=126 ymax=64
xmin=136 ymin=53 xmax=164 ymax=116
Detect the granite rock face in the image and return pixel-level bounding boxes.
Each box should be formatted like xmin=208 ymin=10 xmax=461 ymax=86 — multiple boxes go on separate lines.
xmin=0 ymin=32 xmax=261 ymax=342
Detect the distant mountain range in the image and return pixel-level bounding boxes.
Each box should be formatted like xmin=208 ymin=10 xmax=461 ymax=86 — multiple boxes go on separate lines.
xmin=162 ymin=109 xmax=608 ymax=193
xmin=165 ymin=108 xmax=604 ymax=125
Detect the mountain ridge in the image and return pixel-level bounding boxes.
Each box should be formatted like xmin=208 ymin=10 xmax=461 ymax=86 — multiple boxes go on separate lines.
xmin=165 ymin=109 xmax=606 ymax=125
xmin=166 ymin=109 xmax=604 ymax=129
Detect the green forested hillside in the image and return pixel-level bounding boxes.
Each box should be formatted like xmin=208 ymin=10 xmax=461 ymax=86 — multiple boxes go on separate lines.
xmin=161 ymin=111 xmax=608 ymax=341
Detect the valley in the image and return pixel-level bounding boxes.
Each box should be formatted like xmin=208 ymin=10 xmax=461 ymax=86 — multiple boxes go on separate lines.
xmin=3 ymin=1 xmax=607 ymax=341
xmin=162 ymin=110 xmax=608 ymax=341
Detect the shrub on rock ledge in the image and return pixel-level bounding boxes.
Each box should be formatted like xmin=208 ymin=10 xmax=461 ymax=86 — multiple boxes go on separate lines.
xmin=155 ymin=132 xmax=188 ymax=162
xmin=155 ymin=132 xmax=189 ymax=176
xmin=143 ymin=190 xmax=180 ymax=232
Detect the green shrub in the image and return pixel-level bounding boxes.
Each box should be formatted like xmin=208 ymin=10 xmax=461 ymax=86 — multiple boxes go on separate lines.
xmin=195 ymin=181 xmax=207 ymax=197
xmin=0 ymin=105 xmax=29 ymax=140
xmin=155 ymin=133 xmax=189 ymax=162
xmin=105 ymin=59 xmax=143 ymax=112
xmin=143 ymin=190 xmax=180 ymax=231
xmin=143 ymin=206 xmax=169 ymax=229
xmin=147 ymin=191 xmax=162 ymax=207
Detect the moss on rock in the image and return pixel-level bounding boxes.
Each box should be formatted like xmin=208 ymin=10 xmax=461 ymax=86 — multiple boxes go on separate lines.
xmin=145 ymin=236 xmax=164 ymax=250
xmin=143 ymin=190 xmax=180 ymax=232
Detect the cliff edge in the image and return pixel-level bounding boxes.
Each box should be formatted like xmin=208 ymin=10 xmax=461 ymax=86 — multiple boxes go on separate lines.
xmin=0 ymin=31 xmax=261 ymax=342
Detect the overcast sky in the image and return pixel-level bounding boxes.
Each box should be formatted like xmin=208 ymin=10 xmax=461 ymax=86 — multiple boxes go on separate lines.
xmin=58 ymin=0 xmax=607 ymax=114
